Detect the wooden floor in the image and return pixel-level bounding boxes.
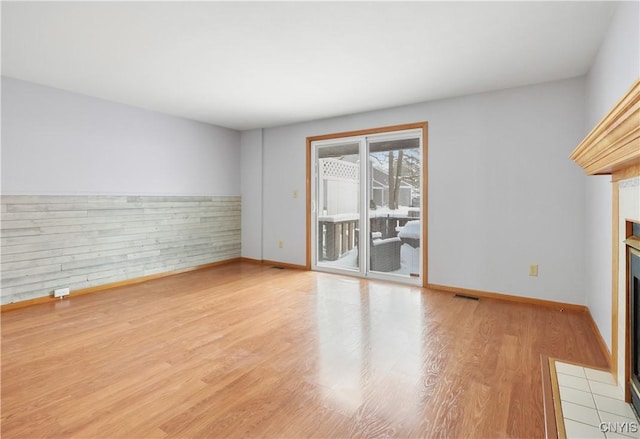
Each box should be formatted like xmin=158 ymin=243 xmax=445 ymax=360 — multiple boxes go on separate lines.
xmin=1 ymin=262 xmax=608 ymax=438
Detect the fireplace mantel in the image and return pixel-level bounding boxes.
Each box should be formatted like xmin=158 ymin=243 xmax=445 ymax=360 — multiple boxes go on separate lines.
xmin=570 ymin=79 xmax=640 ymax=175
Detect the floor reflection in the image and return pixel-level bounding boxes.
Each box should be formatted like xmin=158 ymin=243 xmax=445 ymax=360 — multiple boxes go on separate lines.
xmin=315 ymin=275 xmax=364 ymax=413
xmin=315 ymin=274 xmax=423 ymax=422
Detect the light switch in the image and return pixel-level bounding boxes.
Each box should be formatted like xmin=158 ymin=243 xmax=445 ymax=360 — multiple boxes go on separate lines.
xmin=529 ymin=264 xmax=538 ymax=276
xmin=293 ymin=190 xmax=298 ymax=199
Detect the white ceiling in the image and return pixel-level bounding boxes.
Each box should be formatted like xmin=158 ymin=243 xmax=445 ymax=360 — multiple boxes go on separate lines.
xmin=1 ymin=1 xmax=617 ymax=131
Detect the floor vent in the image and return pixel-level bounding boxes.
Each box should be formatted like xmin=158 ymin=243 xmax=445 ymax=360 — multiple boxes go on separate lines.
xmin=454 ymin=293 xmax=479 ymax=301
xmin=271 ymin=266 xmax=285 ymax=270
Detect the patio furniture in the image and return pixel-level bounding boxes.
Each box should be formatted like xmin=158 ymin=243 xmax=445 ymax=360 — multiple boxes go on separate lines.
xmin=370 ymin=235 xmax=401 ymax=272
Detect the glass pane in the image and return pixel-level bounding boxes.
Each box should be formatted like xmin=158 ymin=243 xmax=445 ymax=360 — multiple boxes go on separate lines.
xmin=368 ymin=137 xmax=421 ymax=277
xmin=316 ymin=142 xmax=360 ymax=271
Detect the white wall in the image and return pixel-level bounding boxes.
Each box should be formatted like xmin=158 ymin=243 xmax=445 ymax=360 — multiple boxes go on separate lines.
xmin=584 ymin=0 xmax=640 ymax=352
xmin=240 ymin=129 xmax=263 ymax=260
xmin=1 ymin=77 xmax=240 ymax=196
xmin=586 ymin=1 xmax=640 ymax=129
xmin=254 ymin=77 xmax=587 ymax=304
xmin=585 ymin=176 xmax=613 ymax=349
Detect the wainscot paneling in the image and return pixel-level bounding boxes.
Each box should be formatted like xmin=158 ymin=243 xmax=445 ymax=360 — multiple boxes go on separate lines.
xmin=0 ymin=195 xmax=241 ymax=304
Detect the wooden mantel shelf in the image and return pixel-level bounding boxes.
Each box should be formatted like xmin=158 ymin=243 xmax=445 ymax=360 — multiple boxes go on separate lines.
xmin=570 ymin=79 xmax=640 ymax=175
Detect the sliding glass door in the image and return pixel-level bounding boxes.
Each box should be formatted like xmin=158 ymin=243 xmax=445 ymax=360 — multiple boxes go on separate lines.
xmin=310 ymin=126 xmax=424 ymax=285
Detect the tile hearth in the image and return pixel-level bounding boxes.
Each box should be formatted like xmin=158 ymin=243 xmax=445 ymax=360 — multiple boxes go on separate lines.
xmin=553 ymin=360 xmax=639 ymax=439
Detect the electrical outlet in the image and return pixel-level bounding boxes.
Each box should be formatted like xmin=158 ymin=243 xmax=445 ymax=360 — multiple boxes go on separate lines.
xmin=293 ymin=190 xmax=298 ymax=199
xmin=53 ymin=287 xmax=70 ymax=298
xmin=278 ymin=240 xmax=284 ymax=248
xmin=528 ymin=265 xmax=538 ymax=277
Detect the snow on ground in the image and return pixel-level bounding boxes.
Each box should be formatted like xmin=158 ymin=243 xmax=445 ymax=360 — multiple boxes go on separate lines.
xmin=318 ymin=207 xmax=419 ymax=222
xmin=321 ymin=244 xmax=420 ymax=276
xmin=322 ymin=248 xmax=359 ymax=270
xmin=369 ymin=206 xmax=419 ymax=218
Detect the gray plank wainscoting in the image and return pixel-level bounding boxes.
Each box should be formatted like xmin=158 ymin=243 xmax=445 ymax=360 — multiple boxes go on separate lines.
xmin=0 ymin=195 xmax=241 ymax=305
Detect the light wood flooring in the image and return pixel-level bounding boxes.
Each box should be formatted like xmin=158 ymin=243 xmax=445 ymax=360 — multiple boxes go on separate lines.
xmin=1 ymin=262 xmax=608 ymax=438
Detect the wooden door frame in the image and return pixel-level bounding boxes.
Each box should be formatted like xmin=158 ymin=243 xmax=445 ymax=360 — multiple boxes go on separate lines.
xmin=305 ymin=122 xmax=428 ymax=287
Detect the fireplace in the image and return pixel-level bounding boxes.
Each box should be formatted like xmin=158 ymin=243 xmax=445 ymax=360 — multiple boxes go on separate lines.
xmin=628 ymin=222 xmax=640 ymax=417
xmin=569 ymin=79 xmax=640 ymax=417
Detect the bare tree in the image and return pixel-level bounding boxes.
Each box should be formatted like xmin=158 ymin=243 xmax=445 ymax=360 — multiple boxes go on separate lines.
xmin=388 ymin=151 xmax=395 ymax=208
xmin=386 ymin=150 xmax=404 ymax=210
xmin=373 ymin=147 xmax=419 ymax=209
xmin=392 ymin=150 xmax=404 ymax=210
